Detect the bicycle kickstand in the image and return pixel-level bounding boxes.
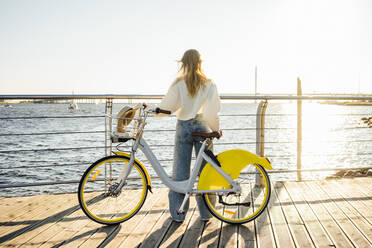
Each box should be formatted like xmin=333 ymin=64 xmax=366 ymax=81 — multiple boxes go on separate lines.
xmin=177 ymin=192 xmax=191 ymax=215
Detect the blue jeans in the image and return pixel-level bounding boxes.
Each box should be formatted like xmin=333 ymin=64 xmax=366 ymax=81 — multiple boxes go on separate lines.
xmin=168 ymin=114 xmax=215 ymax=221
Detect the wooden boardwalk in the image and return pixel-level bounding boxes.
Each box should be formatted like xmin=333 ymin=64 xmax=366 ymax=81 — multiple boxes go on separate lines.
xmin=1 ymin=177 xmax=372 ymax=247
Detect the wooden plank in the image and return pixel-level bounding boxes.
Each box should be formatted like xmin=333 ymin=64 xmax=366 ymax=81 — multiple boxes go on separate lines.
xmin=219 ymin=216 xmax=238 ymax=248
xmin=284 ymin=181 xmax=334 ymax=248
xmin=255 ymin=208 xmax=274 ymax=248
xmin=27 ymin=194 xmax=101 ymax=248
xmin=0 ymin=194 xmax=50 ymax=221
xmin=36 ymin=190 xmax=138 ymax=247
xmin=2 ymin=197 xmax=78 ymax=248
xmin=1 ymin=194 xmax=77 ymax=247
xmin=79 ymin=188 xmax=153 ymax=248
xmin=178 ymin=203 xmax=206 ymax=248
xmin=250 ymin=181 xmax=275 ymax=248
xmin=2 ymin=179 xmax=372 ymax=247
xmin=198 ymin=212 xmax=222 ymax=248
xmin=199 ymin=187 xmax=261 ymax=248
xmin=218 ymin=189 xmax=246 ymax=248
xmin=238 ymin=213 xmax=256 ymax=246
xmin=77 ymin=224 xmax=120 ymax=248
xmin=348 ymin=178 xmax=372 ymax=208
xmin=0 ymin=193 xmax=76 ymax=245
xmin=353 ymin=177 xmax=372 ymax=191
xmin=296 ymin=181 xmax=353 ymax=248
xmin=274 ymin=182 xmax=314 ymax=248
xmin=348 ymin=178 xmax=372 ymax=195
xmin=0 ymin=196 xmax=30 ymax=209
xmin=238 ymin=182 xmax=256 ymax=248
xmin=24 ymin=212 xmax=85 ymax=248
xmin=61 ymin=189 xmax=152 ymax=247
xmin=319 ymin=180 xmax=372 ymax=245
xmin=159 ymin=196 xmax=197 ymax=248
xmin=139 ymin=208 xmax=173 ymax=247
xmin=238 ymin=222 xmax=256 ymax=248
xmin=330 ymin=180 xmax=372 ymax=224
xmin=0 ymin=194 xmax=56 ymax=230
xmin=104 ymin=188 xmax=169 ymax=248
xmin=268 ymin=182 xmax=295 ymax=248
xmin=310 ymin=181 xmax=371 ymax=248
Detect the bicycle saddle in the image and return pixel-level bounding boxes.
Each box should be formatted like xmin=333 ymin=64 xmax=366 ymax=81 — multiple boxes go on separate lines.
xmin=192 ymin=131 xmax=221 ymax=139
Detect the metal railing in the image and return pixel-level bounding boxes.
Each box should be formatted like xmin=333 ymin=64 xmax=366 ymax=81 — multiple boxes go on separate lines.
xmin=1 ymin=94 xmax=372 ymax=100
xmin=0 ymin=93 xmax=371 ymax=193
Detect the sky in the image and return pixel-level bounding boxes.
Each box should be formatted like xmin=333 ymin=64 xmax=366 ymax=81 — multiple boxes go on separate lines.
xmin=0 ymin=0 xmax=371 ymax=95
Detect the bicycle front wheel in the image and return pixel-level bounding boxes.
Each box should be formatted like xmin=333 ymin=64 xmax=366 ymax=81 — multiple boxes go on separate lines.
xmin=203 ymin=164 xmax=271 ymax=224
xmin=78 ymin=155 xmax=149 ymax=225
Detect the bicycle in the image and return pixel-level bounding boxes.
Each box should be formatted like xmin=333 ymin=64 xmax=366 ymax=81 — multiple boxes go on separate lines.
xmin=78 ymin=103 xmax=273 ymax=225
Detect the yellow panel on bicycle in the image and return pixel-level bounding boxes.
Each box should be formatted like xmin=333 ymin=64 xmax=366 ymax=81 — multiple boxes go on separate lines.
xmin=198 ymin=149 xmax=272 ymax=190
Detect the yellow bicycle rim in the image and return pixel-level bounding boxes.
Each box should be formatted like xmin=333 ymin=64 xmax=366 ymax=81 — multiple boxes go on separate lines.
xmin=80 ymin=158 xmax=147 ymax=223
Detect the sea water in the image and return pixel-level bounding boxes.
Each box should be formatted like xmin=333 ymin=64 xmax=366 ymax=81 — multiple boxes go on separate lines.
xmin=0 ymin=102 xmax=371 ymax=196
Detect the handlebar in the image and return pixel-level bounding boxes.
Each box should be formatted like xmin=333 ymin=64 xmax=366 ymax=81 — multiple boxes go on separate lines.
xmin=136 ymin=103 xmax=171 ymax=115
xmin=154 ymin=107 xmax=171 ymax=115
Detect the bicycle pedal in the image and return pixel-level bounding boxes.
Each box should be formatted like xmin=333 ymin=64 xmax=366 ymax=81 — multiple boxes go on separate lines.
xmin=176 ymin=210 xmax=185 ymax=215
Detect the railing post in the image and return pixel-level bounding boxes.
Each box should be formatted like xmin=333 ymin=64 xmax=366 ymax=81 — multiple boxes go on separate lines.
xmin=104 ymin=98 xmax=113 ymax=191
xmin=297 ymin=78 xmax=302 ymax=181
xmin=256 ymin=100 xmax=268 ymax=185
xmin=105 ymin=98 xmax=113 ymax=156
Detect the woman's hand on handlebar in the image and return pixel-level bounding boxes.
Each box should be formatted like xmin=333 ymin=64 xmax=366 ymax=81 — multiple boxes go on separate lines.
xmin=146 ymin=105 xmax=172 ymax=116
xmin=154 ymin=107 xmax=171 ymax=115
xmin=209 ymin=130 xmax=223 ymax=139
xmin=215 ymin=130 xmax=223 ymax=139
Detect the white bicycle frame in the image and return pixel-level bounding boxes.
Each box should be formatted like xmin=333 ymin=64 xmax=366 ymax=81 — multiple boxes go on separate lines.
xmin=138 ymin=137 xmax=240 ymax=194
xmin=113 ymin=106 xmax=241 ymax=213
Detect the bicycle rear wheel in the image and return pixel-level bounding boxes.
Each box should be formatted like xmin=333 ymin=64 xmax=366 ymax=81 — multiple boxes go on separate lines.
xmin=78 ymin=155 xmax=149 ymax=225
xmin=203 ymin=164 xmax=271 ymax=224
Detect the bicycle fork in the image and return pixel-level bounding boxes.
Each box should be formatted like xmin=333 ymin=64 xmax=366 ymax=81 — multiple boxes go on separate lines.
xmin=112 ymin=151 xmax=136 ymax=194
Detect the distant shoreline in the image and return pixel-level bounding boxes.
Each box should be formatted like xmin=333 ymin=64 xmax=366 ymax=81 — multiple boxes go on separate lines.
xmin=320 ymin=101 xmax=372 ymax=106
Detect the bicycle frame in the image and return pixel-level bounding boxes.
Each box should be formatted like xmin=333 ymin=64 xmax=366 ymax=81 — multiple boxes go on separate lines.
xmin=136 ymin=137 xmax=240 ymax=194
xmin=113 ymin=137 xmax=241 ymax=214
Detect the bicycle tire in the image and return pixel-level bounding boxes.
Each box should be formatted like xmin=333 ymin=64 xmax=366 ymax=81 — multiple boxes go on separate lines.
xmin=78 ymin=155 xmax=149 ymax=225
xmin=203 ymin=164 xmax=271 ymax=224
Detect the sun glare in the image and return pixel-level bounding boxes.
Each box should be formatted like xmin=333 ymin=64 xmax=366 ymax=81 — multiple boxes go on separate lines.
xmin=301 ymin=103 xmax=346 ymax=171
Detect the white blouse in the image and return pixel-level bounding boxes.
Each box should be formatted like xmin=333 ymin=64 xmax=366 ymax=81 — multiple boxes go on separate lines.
xmin=159 ymin=79 xmax=221 ymax=131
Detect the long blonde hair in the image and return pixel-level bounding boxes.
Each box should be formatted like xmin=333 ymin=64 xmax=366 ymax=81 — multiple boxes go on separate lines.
xmin=175 ymin=49 xmax=209 ymax=98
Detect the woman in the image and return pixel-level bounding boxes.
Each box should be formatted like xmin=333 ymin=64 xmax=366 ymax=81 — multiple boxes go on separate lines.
xmin=158 ymin=49 xmax=221 ymax=222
